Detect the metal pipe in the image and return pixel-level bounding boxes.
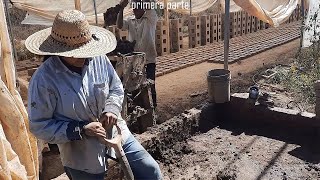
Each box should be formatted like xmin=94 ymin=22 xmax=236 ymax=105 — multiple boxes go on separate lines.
xmin=189 ymin=0 xmax=192 ymax=16
xmin=223 ymin=0 xmax=230 ymax=70
xmin=93 ymin=0 xmax=98 ymax=25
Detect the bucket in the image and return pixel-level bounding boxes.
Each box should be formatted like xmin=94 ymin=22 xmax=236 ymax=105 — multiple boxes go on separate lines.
xmin=207 ymin=69 xmax=231 ymax=103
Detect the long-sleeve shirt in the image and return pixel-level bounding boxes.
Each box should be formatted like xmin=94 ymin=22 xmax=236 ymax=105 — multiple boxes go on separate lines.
xmin=122 ymin=9 xmax=158 ymax=64
xmin=28 ymin=55 xmax=131 ymax=174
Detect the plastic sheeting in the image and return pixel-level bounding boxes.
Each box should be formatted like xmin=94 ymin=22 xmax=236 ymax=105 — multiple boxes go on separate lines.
xmin=0 ymin=0 xmax=38 ymax=179
xmin=302 ymin=0 xmax=320 ymax=48
xmin=12 ymin=0 xmax=301 ymax=27
xmin=233 ymin=0 xmax=299 ymax=26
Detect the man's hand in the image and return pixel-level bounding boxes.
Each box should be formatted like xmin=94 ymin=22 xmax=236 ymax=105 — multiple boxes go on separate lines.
xmin=99 ymin=112 xmax=118 ymax=130
xmin=120 ymin=0 xmax=129 ymax=8
xmin=83 ymin=122 xmax=106 ymax=138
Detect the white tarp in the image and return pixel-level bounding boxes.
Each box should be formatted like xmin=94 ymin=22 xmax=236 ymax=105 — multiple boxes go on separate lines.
xmin=12 ymin=0 xmax=300 ymax=27
xmin=233 ymin=0 xmax=299 ymax=26
xmin=302 ymin=0 xmax=320 ymax=47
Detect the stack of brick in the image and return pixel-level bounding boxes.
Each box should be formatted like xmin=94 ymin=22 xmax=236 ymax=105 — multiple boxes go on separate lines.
xmin=156 ymin=20 xmax=169 ymax=56
xmin=170 ymin=18 xmax=184 ymax=53
xmin=201 ymin=15 xmax=211 ymax=46
xmin=246 ymin=13 xmax=253 ymax=34
xmin=210 ymin=14 xmax=222 ymax=42
xmin=189 ymin=16 xmax=201 ymax=48
xmin=230 ymin=12 xmax=239 ymax=38
xmin=241 ymin=11 xmax=247 ymax=35
xmin=236 ymin=11 xmax=242 ymax=36
xmin=251 ymin=16 xmax=257 ymax=32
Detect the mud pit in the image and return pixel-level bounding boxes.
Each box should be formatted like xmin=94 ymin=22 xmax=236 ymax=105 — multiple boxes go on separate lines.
xmin=134 ymin=96 xmax=320 ymax=180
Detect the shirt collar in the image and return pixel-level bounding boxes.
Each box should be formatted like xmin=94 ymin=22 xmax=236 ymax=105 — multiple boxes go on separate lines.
xmin=52 ymin=56 xmax=91 ymax=74
xmin=51 ymin=56 xmax=69 ymax=74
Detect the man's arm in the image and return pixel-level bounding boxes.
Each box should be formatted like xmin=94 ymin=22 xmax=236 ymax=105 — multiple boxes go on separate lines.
xmin=28 ymin=76 xmax=86 ymax=144
xmin=103 ymin=56 xmax=124 ymax=116
xmin=28 ymin=73 xmax=106 ymax=143
xmin=117 ymin=0 xmax=129 ymax=29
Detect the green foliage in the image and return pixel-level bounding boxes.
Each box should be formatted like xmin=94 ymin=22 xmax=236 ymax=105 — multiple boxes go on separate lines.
xmin=267 ymin=7 xmax=320 ymax=105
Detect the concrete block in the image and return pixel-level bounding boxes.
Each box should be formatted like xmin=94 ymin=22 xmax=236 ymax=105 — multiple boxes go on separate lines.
xmin=241 ymin=11 xmax=247 ymax=35
xmin=246 ymin=14 xmax=252 ymax=34
xmin=201 ymin=15 xmax=211 ymax=46
xmin=170 ymin=19 xmax=184 ymax=53
xmin=189 ymin=16 xmax=201 ymax=48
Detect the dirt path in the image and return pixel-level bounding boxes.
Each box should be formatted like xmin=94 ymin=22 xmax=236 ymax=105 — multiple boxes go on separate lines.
xmin=156 ymin=39 xmax=300 ymax=122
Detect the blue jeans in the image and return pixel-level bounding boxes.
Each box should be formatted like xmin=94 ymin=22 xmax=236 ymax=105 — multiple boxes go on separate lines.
xmin=64 ymin=135 xmax=162 ymax=180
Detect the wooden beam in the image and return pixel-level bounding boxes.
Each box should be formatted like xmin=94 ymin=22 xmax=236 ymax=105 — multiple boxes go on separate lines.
xmin=74 ymin=0 xmax=81 ymax=11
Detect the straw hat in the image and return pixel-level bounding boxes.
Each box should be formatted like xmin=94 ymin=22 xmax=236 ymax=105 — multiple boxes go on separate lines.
xmin=25 ymin=10 xmax=116 ymax=58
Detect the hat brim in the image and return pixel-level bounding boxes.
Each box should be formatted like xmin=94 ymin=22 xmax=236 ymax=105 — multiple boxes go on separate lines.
xmin=25 ymin=26 xmax=116 ymax=58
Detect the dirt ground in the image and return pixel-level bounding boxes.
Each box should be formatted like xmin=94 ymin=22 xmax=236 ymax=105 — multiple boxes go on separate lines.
xmin=156 ymin=39 xmax=301 ymax=123
xmin=157 ymin=121 xmax=320 ymax=180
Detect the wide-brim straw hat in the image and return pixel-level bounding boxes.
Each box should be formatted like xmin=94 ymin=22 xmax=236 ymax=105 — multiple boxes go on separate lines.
xmin=25 ymin=10 xmax=116 ymax=58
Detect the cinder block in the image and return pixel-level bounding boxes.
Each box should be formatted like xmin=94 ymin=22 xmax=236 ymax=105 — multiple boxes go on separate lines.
xmin=241 ymin=11 xmax=247 ymax=35
xmin=210 ymin=14 xmax=218 ymax=43
xmin=201 ymin=15 xmax=211 ymax=46
xmin=170 ymin=18 xmax=184 ymax=53
xmin=251 ymin=16 xmax=257 ymax=32
xmin=246 ymin=14 xmax=252 ymax=34
xmin=217 ymin=14 xmax=222 ymax=41
xmin=155 ymin=20 xmax=169 ymax=56
xmin=189 ymin=16 xmax=201 ymax=48
xmin=230 ymin=12 xmax=238 ymax=38
xmin=237 ymin=11 xmax=242 ymax=35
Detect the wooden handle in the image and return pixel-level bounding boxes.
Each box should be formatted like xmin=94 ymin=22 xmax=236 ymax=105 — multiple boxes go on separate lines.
xmin=100 ymin=124 xmax=134 ymax=180
xmin=115 ymin=145 xmax=134 ymax=180
xmin=74 ymin=0 xmax=81 ymax=11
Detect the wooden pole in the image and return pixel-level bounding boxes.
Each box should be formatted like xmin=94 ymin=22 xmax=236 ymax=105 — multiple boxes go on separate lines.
xmin=0 ymin=0 xmax=39 ymax=179
xmin=93 ymin=0 xmax=98 ymax=25
xmin=0 ymin=0 xmax=16 ymax=91
xmin=74 ymin=0 xmax=81 ymax=11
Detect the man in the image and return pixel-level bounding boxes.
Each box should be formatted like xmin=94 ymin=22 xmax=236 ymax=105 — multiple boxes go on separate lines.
xmin=117 ymin=0 xmax=158 ymax=110
xmin=26 ymin=10 xmax=161 ymax=180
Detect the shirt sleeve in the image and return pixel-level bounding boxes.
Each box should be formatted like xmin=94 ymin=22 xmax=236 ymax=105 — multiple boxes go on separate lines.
xmin=145 ymin=9 xmax=158 ymax=26
xmin=103 ymin=56 xmax=124 ymax=116
xmin=28 ymin=74 xmax=87 ymax=144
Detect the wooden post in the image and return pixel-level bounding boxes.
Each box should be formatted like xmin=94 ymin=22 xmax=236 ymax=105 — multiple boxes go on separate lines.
xmin=0 ymin=0 xmax=16 ymax=91
xmin=0 ymin=0 xmax=39 ymax=179
xmin=74 ymin=0 xmax=81 ymax=11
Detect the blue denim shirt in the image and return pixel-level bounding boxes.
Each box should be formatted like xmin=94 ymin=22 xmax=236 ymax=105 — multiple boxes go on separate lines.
xmin=28 ymin=55 xmax=130 ymax=174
